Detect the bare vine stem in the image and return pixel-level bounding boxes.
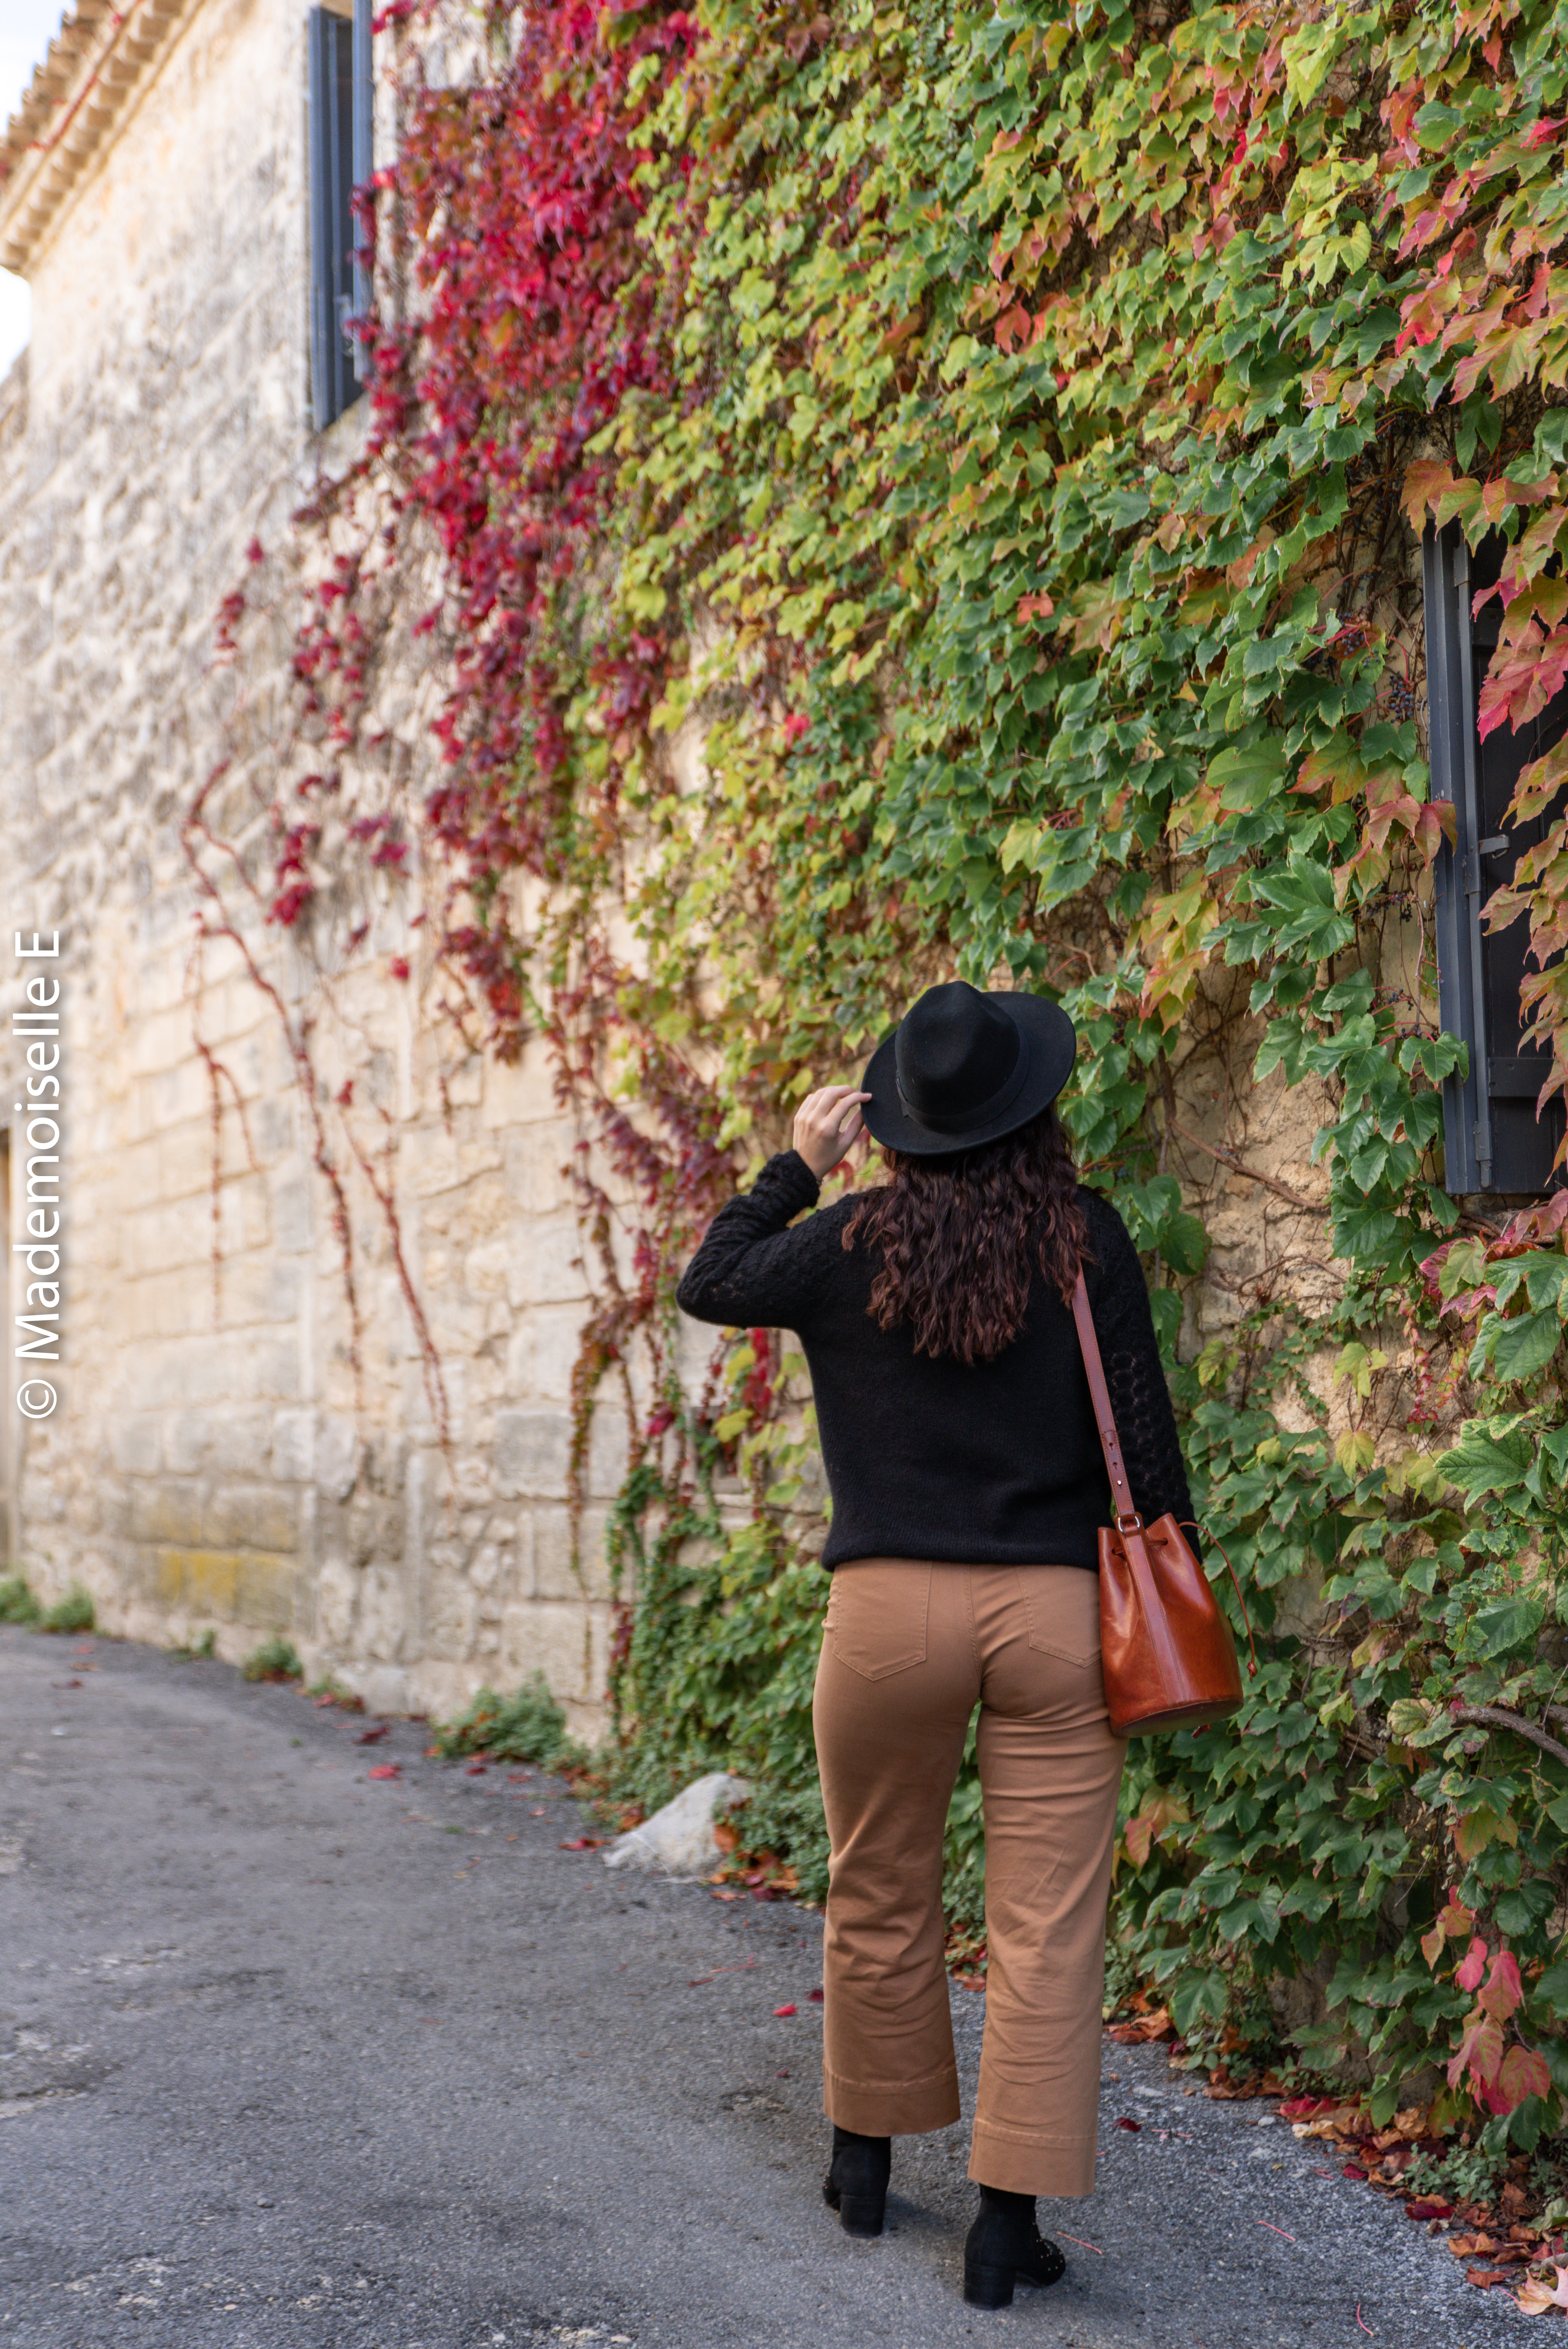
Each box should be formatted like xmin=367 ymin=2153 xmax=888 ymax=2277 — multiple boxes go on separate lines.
xmin=1451 ymin=1706 xmax=1568 ymax=1773
xmin=1166 ymin=1115 xmax=1327 ymax=1215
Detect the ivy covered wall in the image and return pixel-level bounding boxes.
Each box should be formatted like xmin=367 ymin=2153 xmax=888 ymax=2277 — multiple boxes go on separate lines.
xmin=207 ymin=0 xmax=1568 ymax=2147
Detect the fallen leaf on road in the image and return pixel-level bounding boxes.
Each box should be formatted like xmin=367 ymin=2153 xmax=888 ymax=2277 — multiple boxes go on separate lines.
xmin=356 ymin=1725 xmax=391 ymax=1745
xmin=465 ymin=1764 xmax=487 ymax=1776
xmin=52 ymin=1679 xmax=82 ymax=1689
xmin=1515 ymin=2264 xmax=1568 ymax=2315
xmin=774 ymin=2004 xmax=797 ymax=2017
xmin=367 ymin=1764 xmax=401 ymax=1780
xmin=1342 ymin=2163 xmax=1368 ymax=2180
xmin=808 ymin=1987 xmax=824 ymax=2002
xmin=507 ymin=1771 xmax=532 ymax=1782
xmin=1281 ymin=2096 xmax=1339 ymax=2120
xmin=1449 ymin=2234 xmax=1496 ymax=2258
xmin=1470 ymin=2269 xmax=1516 ymax=2290
xmin=1405 ymin=2199 xmax=1454 ymax=2220
xmin=1106 ymin=2005 xmax=1172 ymax=2044
xmin=558 ymin=1836 xmax=604 ymax=1850
xmin=530 ymin=1806 xmax=547 ymax=1816
xmin=1114 ymin=2117 xmax=1141 ymax=2132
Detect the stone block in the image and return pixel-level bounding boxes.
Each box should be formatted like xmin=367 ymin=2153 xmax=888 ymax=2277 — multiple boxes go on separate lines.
xmin=110 ymin=1416 xmax=162 ymax=1475
xmin=209 ymin=1485 xmax=298 ymax=1552
xmin=317 ymin=1415 xmax=361 ymax=1501
xmin=477 ymin=1046 xmax=559 ymax=1131
xmin=505 ymin=1306 xmax=585 ymax=1402
xmin=129 ymin=1482 xmax=208 ymax=1545
xmin=204 ymin=1410 xmax=272 ymax=1475
xmin=240 ymin=1339 xmax=303 ymax=1403
xmin=312 ymin=1556 xmax=359 ymax=1651
xmin=585 ymin=1402 xmax=631 ymax=1501
xmin=464 ymin=1239 xmax=511 ymax=1300
xmin=162 ymin=1414 xmax=210 ymax=1476
xmin=502 ymin=1121 xmax=577 ymax=1213
xmin=357 ymin=1566 xmax=413 ymax=1663
xmin=234 ymin=1552 xmax=299 ymax=1628
xmin=532 ymin=1504 xmax=612 ymax=1601
xmin=270 ymin=1176 xmax=313 ymax=1254
xmin=149 ymin=1545 xmax=239 ymax=1619
xmin=497 ymin=1596 xmax=598 ymax=1699
xmin=125 ymin=1001 xmax=200 ymax=1079
xmin=270 ymin=1407 xmax=314 ymax=1483
xmin=359 ymin=1664 xmax=413 ymax=1716
xmin=504 ymin=1212 xmax=586 ymax=1309
xmin=424 ymin=1580 xmax=480 ymax=1662
xmin=493 ymin=1408 xmax=572 ymax=1500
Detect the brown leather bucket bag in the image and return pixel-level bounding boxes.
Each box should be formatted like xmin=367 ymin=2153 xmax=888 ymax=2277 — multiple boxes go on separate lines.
xmin=1071 ymin=1273 xmax=1254 ymax=1738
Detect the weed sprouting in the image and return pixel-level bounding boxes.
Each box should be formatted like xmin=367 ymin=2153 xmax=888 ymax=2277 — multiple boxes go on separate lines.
xmin=241 ymin=1635 xmax=303 ymax=1683
xmin=40 ymin=1585 xmax=95 ymax=1635
xmin=431 ymin=1674 xmax=584 ymax=1774
xmin=0 ymin=1576 xmax=40 ymax=1626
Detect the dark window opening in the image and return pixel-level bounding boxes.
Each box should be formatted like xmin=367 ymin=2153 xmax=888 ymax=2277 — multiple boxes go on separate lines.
xmin=1425 ymin=520 xmax=1568 ymax=1198
xmin=308 ymin=0 xmax=373 ymax=433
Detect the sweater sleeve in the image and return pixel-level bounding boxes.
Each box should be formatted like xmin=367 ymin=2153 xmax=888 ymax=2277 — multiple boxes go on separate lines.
xmin=1085 ymin=1199 xmax=1200 ymax=1548
xmin=675 ymin=1151 xmax=828 ymax=1332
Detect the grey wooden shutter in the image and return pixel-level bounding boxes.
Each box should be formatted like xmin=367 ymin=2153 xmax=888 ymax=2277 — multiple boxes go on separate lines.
xmin=1426 ymin=520 xmax=1568 ymax=1197
xmin=352 ymin=0 xmax=374 ymax=329
xmin=308 ymin=8 xmax=361 ymax=432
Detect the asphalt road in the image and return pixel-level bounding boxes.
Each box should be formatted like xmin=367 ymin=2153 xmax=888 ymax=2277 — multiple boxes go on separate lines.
xmin=0 ymin=1625 xmax=1527 ymax=2349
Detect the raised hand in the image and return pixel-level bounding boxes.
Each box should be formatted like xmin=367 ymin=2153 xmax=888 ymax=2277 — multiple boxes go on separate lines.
xmin=792 ymin=1084 xmax=872 ymax=1180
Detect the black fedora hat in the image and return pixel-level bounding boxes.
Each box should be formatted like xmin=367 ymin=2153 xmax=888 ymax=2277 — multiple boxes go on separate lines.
xmin=861 ymin=980 xmax=1076 ymax=1156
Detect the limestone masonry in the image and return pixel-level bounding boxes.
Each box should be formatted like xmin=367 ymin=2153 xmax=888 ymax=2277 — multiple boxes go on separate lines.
xmin=0 ymin=0 xmax=679 ymax=1736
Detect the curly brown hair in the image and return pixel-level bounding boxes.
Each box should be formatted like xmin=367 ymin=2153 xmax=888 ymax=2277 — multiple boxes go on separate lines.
xmin=841 ymin=1104 xmax=1093 ymax=1365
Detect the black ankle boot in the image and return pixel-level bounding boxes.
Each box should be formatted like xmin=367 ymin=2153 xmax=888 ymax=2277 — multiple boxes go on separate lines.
xmin=822 ymin=2125 xmax=890 ymax=2237
xmin=963 ymin=2185 xmax=1066 ymax=2308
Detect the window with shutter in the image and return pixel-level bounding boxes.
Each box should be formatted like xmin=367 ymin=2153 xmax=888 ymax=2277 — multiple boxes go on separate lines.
xmin=307 ymin=2 xmax=373 ymax=433
xmin=1425 ymin=519 xmax=1568 ymax=1199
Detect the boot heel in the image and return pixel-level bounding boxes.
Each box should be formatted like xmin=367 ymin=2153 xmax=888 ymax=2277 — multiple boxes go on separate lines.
xmin=838 ymin=2193 xmax=885 ymax=2238
xmin=963 ymin=2257 xmax=1015 ymax=2308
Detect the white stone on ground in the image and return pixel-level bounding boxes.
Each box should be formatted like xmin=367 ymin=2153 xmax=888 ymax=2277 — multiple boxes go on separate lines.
xmin=601 ymin=1772 xmax=751 ymax=1879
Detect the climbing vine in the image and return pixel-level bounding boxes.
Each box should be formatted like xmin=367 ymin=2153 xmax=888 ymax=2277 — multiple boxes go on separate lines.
xmin=198 ymin=0 xmax=1568 ymax=2153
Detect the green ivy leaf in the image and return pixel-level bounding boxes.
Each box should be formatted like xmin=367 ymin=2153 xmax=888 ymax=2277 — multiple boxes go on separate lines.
xmin=1467 ymin=1597 xmax=1547 ymax=1661
xmin=1437 ymin=1422 xmax=1535 ymax=1500
xmin=1471 ymin=1308 xmax=1564 ymax=1385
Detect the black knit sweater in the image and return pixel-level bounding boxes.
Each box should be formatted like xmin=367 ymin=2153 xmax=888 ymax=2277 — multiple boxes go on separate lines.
xmin=675 ymin=1151 xmax=1196 ymax=1573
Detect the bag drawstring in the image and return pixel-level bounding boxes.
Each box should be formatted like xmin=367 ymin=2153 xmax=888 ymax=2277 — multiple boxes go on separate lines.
xmin=1179 ymin=1523 xmax=1259 ymax=1679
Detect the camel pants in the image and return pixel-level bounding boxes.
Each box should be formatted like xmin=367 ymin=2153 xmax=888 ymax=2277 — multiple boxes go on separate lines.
xmin=812 ymin=1558 xmax=1124 ymax=2198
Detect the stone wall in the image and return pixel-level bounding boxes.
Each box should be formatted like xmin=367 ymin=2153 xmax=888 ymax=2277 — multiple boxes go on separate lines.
xmin=0 ymin=0 xmax=1346 ymax=1743
xmin=0 ymin=0 xmax=642 ymax=1736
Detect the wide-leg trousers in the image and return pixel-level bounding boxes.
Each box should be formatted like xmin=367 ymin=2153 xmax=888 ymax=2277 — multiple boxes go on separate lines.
xmin=812 ymin=1557 xmax=1125 ymax=2197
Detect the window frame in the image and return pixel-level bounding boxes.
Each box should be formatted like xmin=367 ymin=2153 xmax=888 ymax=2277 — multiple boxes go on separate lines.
xmin=307 ymin=1 xmax=374 ymax=434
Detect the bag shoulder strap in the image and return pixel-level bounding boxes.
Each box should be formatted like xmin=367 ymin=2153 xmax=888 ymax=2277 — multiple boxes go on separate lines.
xmin=1070 ymin=1271 xmax=1141 ymax=1532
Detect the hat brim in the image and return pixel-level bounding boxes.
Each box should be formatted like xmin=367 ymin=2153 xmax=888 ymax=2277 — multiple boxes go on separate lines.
xmin=861 ymin=993 xmax=1077 ymax=1157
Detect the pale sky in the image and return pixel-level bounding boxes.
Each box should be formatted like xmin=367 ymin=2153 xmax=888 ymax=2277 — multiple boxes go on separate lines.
xmin=0 ymin=0 xmax=68 ymax=377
